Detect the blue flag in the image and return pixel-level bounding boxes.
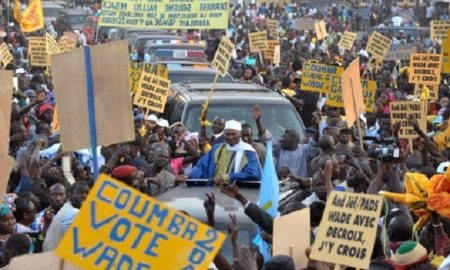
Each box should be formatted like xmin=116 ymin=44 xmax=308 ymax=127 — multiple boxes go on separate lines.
xmin=254 ymin=140 xmax=279 ymax=261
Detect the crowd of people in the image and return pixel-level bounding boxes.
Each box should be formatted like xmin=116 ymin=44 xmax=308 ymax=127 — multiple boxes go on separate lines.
xmin=1 ymin=0 xmax=450 ymax=269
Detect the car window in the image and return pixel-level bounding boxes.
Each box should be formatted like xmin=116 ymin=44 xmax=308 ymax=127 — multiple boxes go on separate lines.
xmin=148 ymin=45 xmax=204 ymax=55
xmin=215 ymin=223 xmax=253 ymax=260
xmin=68 ymin=15 xmax=87 ymax=24
xmin=169 ymin=72 xmax=234 ymax=83
xmin=184 ymin=103 xmax=305 ymax=140
xmin=43 ymin=7 xmax=61 ymax=17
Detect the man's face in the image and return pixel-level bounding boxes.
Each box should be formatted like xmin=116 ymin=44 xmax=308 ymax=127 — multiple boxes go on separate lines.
xmin=50 ymin=186 xmax=66 ymax=210
xmin=241 ymin=127 xmax=252 ymax=144
xmin=336 ymin=154 xmax=348 ymax=179
xmin=338 ymin=130 xmax=351 ymax=144
xmin=244 ymin=69 xmax=253 ymax=80
xmin=312 ymin=176 xmax=327 ymax=201
xmin=154 ymin=148 xmax=170 ymax=168
xmin=70 ymin=185 xmax=90 ymax=209
xmin=42 ymin=109 xmax=54 ymax=124
xmin=0 ymin=214 xmax=16 ymax=234
xmin=212 ymin=118 xmax=225 ymax=134
xmin=327 ymin=107 xmax=339 ymax=118
xmin=225 ymin=129 xmax=241 ymax=146
xmin=280 ymin=132 xmax=298 ymax=150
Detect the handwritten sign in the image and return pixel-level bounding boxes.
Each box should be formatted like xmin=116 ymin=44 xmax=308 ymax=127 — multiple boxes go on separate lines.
xmin=315 ymin=21 xmax=328 ymax=40
xmin=443 ymin=30 xmax=450 ymax=74
xmin=366 ymin=31 xmax=391 ymax=63
xmin=310 ymin=192 xmax=383 ymax=269
xmin=326 ymin=80 xmax=377 ymax=113
xmin=266 ymin=19 xmax=278 ymax=37
xmin=211 ymin=36 xmax=235 ymax=77
xmin=29 ymin=37 xmax=48 ymax=67
xmin=58 ymin=36 xmax=76 ymax=53
xmin=99 ymin=0 xmax=228 ymax=29
xmin=414 ymin=84 xmax=438 ymax=100
xmin=273 ymin=208 xmax=310 ymax=269
xmin=129 ymin=62 xmax=168 ymax=93
xmin=55 ymin=175 xmax=226 ymax=270
xmin=273 ymin=45 xmax=280 ymax=65
xmin=390 ymin=101 xmax=427 ymax=139
xmin=249 ymin=31 xmax=268 ymax=53
xmin=300 ymin=63 xmax=343 ymax=94
xmin=264 ymin=40 xmax=279 ymax=62
xmin=338 ymin=31 xmax=356 ymax=51
xmin=294 ymin=18 xmax=316 ymax=31
xmin=46 ymin=33 xmax=60 ymax=55
xmin=384 ymin=43 xmax=417 ymax=61
xmin=409 ymin=53 xmax=442 ymax=84
xmin=430 ymin=20 xmax=450 ymax=41
xmin=134 ymin=72 xmax=171 ymax=113
xmin=0 ymin=42 xmax=13 ymax=67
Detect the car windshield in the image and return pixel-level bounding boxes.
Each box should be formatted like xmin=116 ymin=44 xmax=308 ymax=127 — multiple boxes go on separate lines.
xmin=169 ymin=72 xmax=234 ymax=83
xmin=68 ymin=15 xmax=87 ymax=24
xmin=44 ymin=7 xmax=61 ymax=17
xmin=184 ymin=103 xmax=304 ymax=140
xmin=148 ymin=45 xmax=204 ymax=55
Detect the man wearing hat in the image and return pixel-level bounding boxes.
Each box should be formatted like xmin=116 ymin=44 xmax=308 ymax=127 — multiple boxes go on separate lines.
xmin=189 ymin=120 xmax=261 ymax=184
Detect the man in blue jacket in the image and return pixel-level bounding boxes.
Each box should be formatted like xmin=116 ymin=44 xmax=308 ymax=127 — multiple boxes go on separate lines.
xmin=189 ymin=120 xmax=261 ymax=185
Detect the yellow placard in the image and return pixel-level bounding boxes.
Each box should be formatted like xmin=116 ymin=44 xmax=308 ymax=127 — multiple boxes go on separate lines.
xmin=266 ymin=19 xmax=279 ymax=37
xmin=249 ymin=31 xmax=268 ymax=53
xmin=55 ymin=175 xmax=226 ymax=270
xmin=409 ymin=53 xmax=442 ymax=84
xmin=99 ymin=0 xmax=228 ymax=29
xmin=264 ymin=40 xmax=279 ymax=61
xmin=300 ymin=62 xmax=343 ymax=94
xmin=384 ymin=43 xmax=417 ymax=61
xmin=366 ymin=31 xmax=391 ymax=63
xmin=430 ymin=20 xmax=450 ymax=41
xmin=443 ymin=30 xmax=450 ymax=74
xmin=211 ymin=36 xmax=235 ymax=77
xmin=390 ymin=101 xmax=427 ymax=139
xmin=129 ymin=61 xmax=169 ymax=93
xmin=414 ymin=84 xmax=438 ymax=100
xmin=309 ymin=192 xmax=383 ymax=269
xmin=29 ymin=37 xmax=48 ymax=67
xmin=0 ymin=42 xmax=13 ymax=67
xmin=315 ymin=21 xmax=328 ymax=40
xmin=134 ymin=72 xmax=171 ymax=113
xmin=326 ymin=80 xmax=377 ymax=113
xmin=273 ymin=45 xmax=280 ymax=65
xmin=46 ymin=32 xmax=60 ymax=55
xmin=338 ymin=31 xmax=356 ymax=51
xmin=295 ymin=18 xmax=316 ymax=31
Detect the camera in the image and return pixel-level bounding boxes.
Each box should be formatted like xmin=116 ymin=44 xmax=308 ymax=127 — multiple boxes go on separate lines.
xmin=366 ymin=136 xmax=400 ymax=162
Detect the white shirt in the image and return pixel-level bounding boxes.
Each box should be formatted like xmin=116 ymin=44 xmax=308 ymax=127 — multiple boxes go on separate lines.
xmin=302 ymin=192 xmax=325 ymax=206
xmin=391 ymin=16 xmax=403 ymax=27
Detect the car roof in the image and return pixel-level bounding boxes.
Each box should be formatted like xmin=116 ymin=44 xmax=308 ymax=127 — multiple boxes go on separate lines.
xmin=155 ymin=186 xmax=259 ymax=225
xmin=58 ymin=8 xmax=89 ymax=15
xmin=171 ymin=82 xmax=288 ymax=103
xmin=42 ymin=2 xmax=64 ymax=8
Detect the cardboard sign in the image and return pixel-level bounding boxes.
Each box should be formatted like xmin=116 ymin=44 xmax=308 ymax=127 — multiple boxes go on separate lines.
xmin=55 ymin=175 xmax=226 ymax=270
xmin=58 ymin=36 xmax=77 ymax=53
xmin=301 ymin=63 xmax=343 ymax=94
xmin=390 ymin=101 xmax=427 ymax=139
xmin=0 ymin=71 xmax=13 ymax=155
xmin=341 ymin=58 xmax=366 ymax=128
xmin=430 ymin=20 xmax=450 ymax=41
xmin=211 ymin=36 xmax=235 ymax=77
xmin=0 ymin=42 xmax=13 ymax=67
xmin=326 ymin=80 xmax=377 ymax=113
xmin=134 ymin=73 xmax=170 ymax=113
xmin=409 ymin=53 xmax=442 ymax=84
xmin=29 ymin=34 xmax=58 ymax=67
xmin=249 ymin=31 xmax=268 ymax=53
xmin=338 ymin=31 xmax=357 ymax=51
xmin=384 ymin=43 xmax=417 ymax=61
xmin=414 ymin=84 xmax=438 ymax=100
xmin=366 ymin=31 xmax=391 ymax=63
xmin=273 ymin=208 xmax=310 ymax=270
xmin=315 ymin=21 xmax=328 ymax=40
xmin=52 ymin=41 xmax=135 ymax=152
xmin=99 ymin=0 xmax=228 ymax=29
xmin=273 ymin=45 xmax=280 ymax=65
xmin=64 ymin=32 xmax=78 ymax=47
xmin=266 ymin=19 xmax=278 ymax=37
xmin=294 ymin=18 xmax=316 ymax=31
xmin=264 ymin=40 xmax=279 ymax=61
xmin=310 ymin=192 xmax=383 ymax=269
xmin=46 ymin=33 xmax=60 ymax=55
xmin=0 ymin=154 xmax=13 ymax=204
xmin=443 ymin=30 xmax=450 ymax=74
xmin=10 ymin=252 xmax=80 ymax=270
xmin=129 ymin=62 xmax=169 ymax=93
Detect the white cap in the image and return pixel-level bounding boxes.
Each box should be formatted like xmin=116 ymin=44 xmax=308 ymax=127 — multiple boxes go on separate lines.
xmin=224 ymin=120 xmax=241 ymax=131
xmin=15 ymin=68 xmax=26 ymax=74
xmin=437 ymin=161 xmax=450 ymax=174
xmin=157 ymin=118 xmax=169 ymax=128
xmin=147 ymin=114 xmax=158 ymax=122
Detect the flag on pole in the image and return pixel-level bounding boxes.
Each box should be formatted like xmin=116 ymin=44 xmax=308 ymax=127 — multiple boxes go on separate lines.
xmin=253 ymin=140 xmax=279 ymax=261
xmin=19 ymin=0 xmax=44 ymax=32
xmin=13 ymin=0 xmax=22 ymax=22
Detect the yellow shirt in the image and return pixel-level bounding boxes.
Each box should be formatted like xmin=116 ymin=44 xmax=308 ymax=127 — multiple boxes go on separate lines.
xmin=282 ymin=88 xmax=296 ymax=97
